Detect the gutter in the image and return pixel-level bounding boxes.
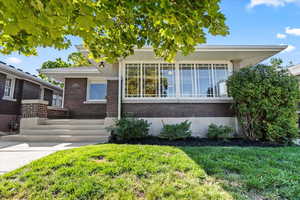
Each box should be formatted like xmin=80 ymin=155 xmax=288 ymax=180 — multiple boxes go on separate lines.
xmin=0 ymin=62 xmax=62 ymax=92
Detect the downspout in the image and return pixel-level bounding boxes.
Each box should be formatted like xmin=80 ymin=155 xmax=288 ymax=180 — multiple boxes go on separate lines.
xmin=118 ymin=61 xmax=122 ymax=120
xmin=62 ymin=78 xmax=65 ymax=108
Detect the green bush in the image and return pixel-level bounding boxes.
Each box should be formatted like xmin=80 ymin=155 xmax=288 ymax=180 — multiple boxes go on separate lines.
xmin=227 ymin=64 xmax=299 ymax=143
xmin=159 ymin=120 xmax=192 ymax=140
xmin=107 ymin=118 xmax=150 ymax=142
xmin=207 ymin=123 xmax=233 ymax=140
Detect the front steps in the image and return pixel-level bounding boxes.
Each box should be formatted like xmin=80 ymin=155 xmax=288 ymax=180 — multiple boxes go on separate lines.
xmin=1 ymin=119 xmax=110 ymax=143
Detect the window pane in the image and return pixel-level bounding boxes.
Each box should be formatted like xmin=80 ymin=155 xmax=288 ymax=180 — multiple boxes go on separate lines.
xmin=4 ymin=79 xmax=12 ymax=96
xmin=143 ymin=63 xmax=159 ymax=97
xmin=180 ymin=64 xmax=194 ymax=97
xmin=89 ymin=83 xmax=107 ymax=100
xmin=160 ymin=64 xmax=176 ymax=97
xmin=195 ymin=64 xmax=213 ymax=97
xmin=213 ymin=64 xmax=228 ymax=97
xmin=125 ymin=64 xmax=141 ymax=97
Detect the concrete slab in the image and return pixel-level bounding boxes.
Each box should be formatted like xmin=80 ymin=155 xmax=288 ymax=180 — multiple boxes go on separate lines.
xmin=0 ymin=142 xmax=97 ymax=175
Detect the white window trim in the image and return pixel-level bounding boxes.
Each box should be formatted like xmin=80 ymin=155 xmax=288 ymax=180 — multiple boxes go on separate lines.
xmin=86 ymin=78 xmax=107 ymax=102
xmin=122 ymin=60 xmax=233 ymax=101
xmin=3 ymin=75 xmax=16 ymax=101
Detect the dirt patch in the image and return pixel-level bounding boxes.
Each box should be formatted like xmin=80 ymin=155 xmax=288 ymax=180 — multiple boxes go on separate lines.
xmin=92 ymin=156 xmax=107 ymax=163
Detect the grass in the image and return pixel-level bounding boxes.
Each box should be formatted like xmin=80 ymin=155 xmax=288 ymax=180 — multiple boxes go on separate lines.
xmin=0 ymin=144 xmax=299 ymax=200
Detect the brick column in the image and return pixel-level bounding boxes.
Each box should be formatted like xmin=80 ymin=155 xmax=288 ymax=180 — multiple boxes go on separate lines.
xmin=21 ymin=100 xmax=48 ymax=118
xmin=20 ymin=100 xmax=49 ymax=129
xmin=106 ymin=80 xmax=119 ymax=118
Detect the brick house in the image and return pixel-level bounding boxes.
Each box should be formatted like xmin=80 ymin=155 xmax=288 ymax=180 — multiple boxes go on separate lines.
xmin=0 ymin=61 xmax=63 ymax=133
xmin=0 ymin=45 xmax=287 ymax=142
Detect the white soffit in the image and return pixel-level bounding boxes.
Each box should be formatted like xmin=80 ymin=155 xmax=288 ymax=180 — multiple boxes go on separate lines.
xmin=288 ymin=64 xmax=300 ymax=76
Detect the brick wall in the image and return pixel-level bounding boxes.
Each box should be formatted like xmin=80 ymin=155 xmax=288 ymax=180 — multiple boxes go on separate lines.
xmin=22 ymin=102 xmax=47 ymax=118
xmin=64 ymin=78 xmax=106 ymax=119
xmin=106 ymin=80 xmax=119 ymax=117
xmin=122 ymin=103 xmax=234 ymax=118
xmin=47 ymin=107 xmax=69 ymax=119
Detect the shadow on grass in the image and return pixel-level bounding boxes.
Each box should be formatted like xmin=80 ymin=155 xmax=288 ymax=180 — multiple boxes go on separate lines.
xmin=179 ymin=146 xmax=300 ymax=200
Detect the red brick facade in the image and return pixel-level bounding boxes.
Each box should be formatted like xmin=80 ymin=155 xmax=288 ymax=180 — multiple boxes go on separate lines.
xmin=64 ymin=78 xmax=106 ymax=119
xmin=106 ymin=80 xmax=119 ymax=117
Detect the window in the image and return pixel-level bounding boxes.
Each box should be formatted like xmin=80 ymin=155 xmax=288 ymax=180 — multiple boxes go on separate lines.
xmin=180 ymin=64 xmax=194 ymax=97
xmin=125 ymin=63 xmax=176 ymax=98
xmin=52 ymin=94 xmax=62 ymax=107
xmin=87 ymin=81 xmax=107 ymax=101
xmin=160 ymin=64 xmax=176 ymax=97
xmin=3 ymin=77 xmax=15 ymax=99
xmin=124 ymin=62 xmax=230 ymax=99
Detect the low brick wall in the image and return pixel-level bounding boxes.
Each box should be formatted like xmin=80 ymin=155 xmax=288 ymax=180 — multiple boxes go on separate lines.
xmin=47 ymin=106 xmax=69 ymax=119
xmin=22 ymin=100 xmax=48 ymax=118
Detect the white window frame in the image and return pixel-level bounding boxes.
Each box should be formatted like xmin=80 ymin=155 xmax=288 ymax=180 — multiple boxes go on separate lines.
xmin=3 ymin=75 xmax=16 ymax=101
xmin=122 ymin=60 xmax=233 ymax=101
xmin=85 ymin=78 xmax=107 ymax=103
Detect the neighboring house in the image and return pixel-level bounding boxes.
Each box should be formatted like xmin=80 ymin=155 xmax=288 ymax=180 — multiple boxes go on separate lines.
xmin=38 ymin=45 xmax=286 ymax=137
xmin=0 ymin=62 xmax=63 ymax=132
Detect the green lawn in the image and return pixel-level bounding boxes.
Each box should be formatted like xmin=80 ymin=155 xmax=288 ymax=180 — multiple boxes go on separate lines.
xmin=0 ymin=144 xmax=299 ymax=200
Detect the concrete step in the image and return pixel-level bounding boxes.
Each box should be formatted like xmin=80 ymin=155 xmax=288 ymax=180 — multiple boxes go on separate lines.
xmin=44 ymin=119 xmax=105 ymax=125
xmin=29 ymin=124 xmax=106 ymax=130
xmin=1 ymin=135 xmax=109 ymax=143
xmin=20 ymin=129 xmax=109 ymax=136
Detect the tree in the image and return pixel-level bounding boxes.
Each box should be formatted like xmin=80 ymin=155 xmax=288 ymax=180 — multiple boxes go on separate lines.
xmin=0 ymin=0 xmax=229 ymax=62
xmin=38 ymin=58 xmax=70 ymax=87
xmin=68 ymin=52 xmax=92 ymax=67
xmin=227 ymin=64 xmax=299 ymax=143
xmin=270 ymin=58 xmax=283 ymax=68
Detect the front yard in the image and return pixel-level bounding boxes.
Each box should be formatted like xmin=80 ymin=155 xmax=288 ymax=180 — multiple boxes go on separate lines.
xmin=0 ymin=144 xmax=299 ymax=200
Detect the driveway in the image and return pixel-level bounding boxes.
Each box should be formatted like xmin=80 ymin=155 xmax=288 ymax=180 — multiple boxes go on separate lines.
xmin=0 ymin=142 xmax=97 ymax=175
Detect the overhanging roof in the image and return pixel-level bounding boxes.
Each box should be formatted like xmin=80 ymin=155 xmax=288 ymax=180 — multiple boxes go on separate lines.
xmin=288 ymin=64 xmax=300 ymax=76
xmin=0 ymin=61 xmax=62 ymax=92
xmin=43 ymin=45 xmax=287 ymax=81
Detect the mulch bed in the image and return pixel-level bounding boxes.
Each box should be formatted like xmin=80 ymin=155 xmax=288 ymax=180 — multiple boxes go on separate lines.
xmin=109 ymin=137 xmax=289 ymax=147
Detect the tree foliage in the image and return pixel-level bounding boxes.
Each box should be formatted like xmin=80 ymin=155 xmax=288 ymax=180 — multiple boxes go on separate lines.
xmin=227 ymin=64 xmax=299 ymax=143
xmin=0 ymin=0 xmax=228 ymax=62
xmin=38 ymin=58 xmax=70 ymax=87
xmin=67 ymin=52 xmax=91 ymax=67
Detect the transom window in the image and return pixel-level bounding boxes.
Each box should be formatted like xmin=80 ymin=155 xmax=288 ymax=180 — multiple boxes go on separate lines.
xmin=124 ymin=62 xmax=230 ymax=98
xmin=87 ymin=80 xmax=107 ymax=101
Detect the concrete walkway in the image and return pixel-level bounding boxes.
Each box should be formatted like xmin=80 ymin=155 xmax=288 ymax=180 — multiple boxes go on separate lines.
xmin=0 ymin=141 xmax=97 ymax=175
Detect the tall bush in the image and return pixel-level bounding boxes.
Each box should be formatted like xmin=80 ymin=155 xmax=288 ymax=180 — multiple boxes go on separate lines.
xmin=227 ymin=64 xmax=299 ymax=143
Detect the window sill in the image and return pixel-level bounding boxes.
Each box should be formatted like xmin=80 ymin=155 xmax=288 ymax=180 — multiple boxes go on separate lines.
xmin=122 ymin=98 xmax=233 ymax=104
xmin=83 ymin=100 xmax=107 ymax=104
xmin=2 ymin=96 xmax=17 ymax=102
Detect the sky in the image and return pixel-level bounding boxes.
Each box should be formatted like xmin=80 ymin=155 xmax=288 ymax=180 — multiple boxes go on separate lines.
xmin=1 ymin=0 xmax=300 ymax=75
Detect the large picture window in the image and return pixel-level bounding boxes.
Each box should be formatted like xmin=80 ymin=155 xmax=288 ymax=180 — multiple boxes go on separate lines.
xmin=124 ymin=62 xmax=230 ymax=98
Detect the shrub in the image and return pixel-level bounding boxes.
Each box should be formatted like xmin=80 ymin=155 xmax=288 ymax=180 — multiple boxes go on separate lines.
xmin=107 ymin=118 xmax=150 ymax=142
xmin=207 ymin=123 xmax=233 ymax=140
xmin=159 ymin=120 xmax=192 ymax=140
xmin=227 ymin=64 xmax=299 ymax=143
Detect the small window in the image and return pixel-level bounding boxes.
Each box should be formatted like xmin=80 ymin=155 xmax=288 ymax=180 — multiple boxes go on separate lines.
xmin=88 ymin=82 xmax=107 ymax=100
xmin=52 ymin=94 xmax=62 ymax=107
xmin=4 ymin=77 xmax=15 ymax=99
